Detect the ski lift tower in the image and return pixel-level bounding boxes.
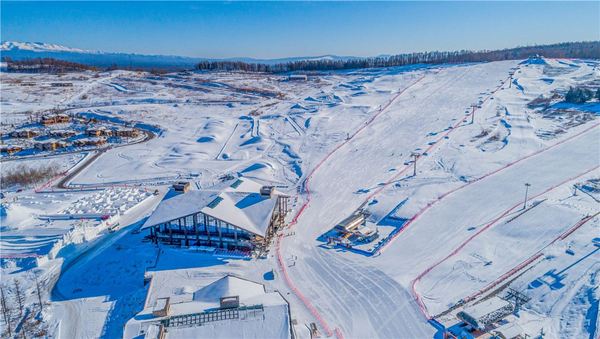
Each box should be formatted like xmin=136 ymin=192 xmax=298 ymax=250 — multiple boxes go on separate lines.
xmin=505 ymin=288 xmax=531 ymax=314
xmin=410 ymin=152 xmax=420 ymax=176
xmin=508 ymin=71 xmax=515 ymax=88
xmin=470 ymin=103 xmax=478 ymax=124
xmin=523 ymin=183 xmax=531 ymax=210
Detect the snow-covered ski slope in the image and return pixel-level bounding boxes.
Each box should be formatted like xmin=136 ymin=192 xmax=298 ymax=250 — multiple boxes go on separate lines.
xmin=1 ymin=58 xmax=598 ymax=338
xmin=273 ymin=59 xmax=599 ymax=338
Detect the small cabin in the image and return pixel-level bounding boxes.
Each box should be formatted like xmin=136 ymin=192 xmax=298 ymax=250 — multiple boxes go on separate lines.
xmin=74 ymin=137 xmax=107 ymax=147
xmin=335 ymin=213 xmax=366 ymax=233
xmin=172 ymin=181 xmax=191 ymax=193
xmin=35 ymin=140 xmax=68 ymax=151
xmin=41 ymin=114 xmax=71 ymax=126
xmin=288 ymin=74 xmax=308 ymax=81
xmin=10 ymin=129 xmax=38 ymax=139
xmin=114 ymin=128 xmax=140 ymax=138
xmin=0 ymin=145 xmax=23 ymax=155
xmin=87 ymin=127 xmax=112 ymax=137
xmin=49 ymin=129 xmax=76 ymax=138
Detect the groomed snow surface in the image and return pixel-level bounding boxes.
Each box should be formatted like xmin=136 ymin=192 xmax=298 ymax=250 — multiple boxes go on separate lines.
xmin=0 ymin=58 xmax=598 ymax=339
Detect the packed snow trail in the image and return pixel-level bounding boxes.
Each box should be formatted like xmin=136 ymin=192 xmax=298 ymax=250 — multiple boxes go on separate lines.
xmin=275 ymin=72 xmax=429 ymax=337
xmin=362 ymin=68 xmax=515 ymax=206
xmin=411 ymin=164 xmax=600 ymax=318
xmin=277 ymin=62 xmax=518 ymax=337
xmin=459 ymin=212 xmax=599 ymax=307
xmin=376 ymin=121 xmax=600 ymax=255
xmin=371 ymin=123 xmax=600 ymax=316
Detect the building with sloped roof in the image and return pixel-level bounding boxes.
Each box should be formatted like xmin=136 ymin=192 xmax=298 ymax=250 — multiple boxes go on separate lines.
xmin=457 ymin=296 xmax=514 ymax=331
xmin=124 ymin=274 xmax=292 ymax=339
xmin=142 ymin=178 xmax=289 ymax=254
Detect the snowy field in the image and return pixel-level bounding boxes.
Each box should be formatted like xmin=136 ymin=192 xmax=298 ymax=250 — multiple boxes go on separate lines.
xmin=0 ymin=58 xmax=598 ymax=338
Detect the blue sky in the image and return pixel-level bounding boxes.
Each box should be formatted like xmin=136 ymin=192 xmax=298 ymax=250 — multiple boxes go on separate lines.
xmin=1 ymin=1 xmax=599 ymax=59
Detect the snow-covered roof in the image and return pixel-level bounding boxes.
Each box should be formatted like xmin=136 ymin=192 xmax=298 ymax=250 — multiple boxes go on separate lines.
xmin=461 ymin=297 xmax=512 ymax=320
xmin=193 ymin=275 xmax=266 ymax=305
xmin=142 ymin=178 xmax=286 ymax=237
xmin=201 ymin=191 xmax=278 ymax=237
xmin=142 ymin=190 xmax=219 ymax=228
xmin=124 ymin=274 xmax=291 ymax=339
xmin=493 ymin=322 xmax=524 ymax=339
xmin=458 ymin=296 xmax=514 ymax=330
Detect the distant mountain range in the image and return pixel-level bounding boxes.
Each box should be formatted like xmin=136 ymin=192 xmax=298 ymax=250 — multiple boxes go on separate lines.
xmin=0 ymin=41 xmax=359 ymax=69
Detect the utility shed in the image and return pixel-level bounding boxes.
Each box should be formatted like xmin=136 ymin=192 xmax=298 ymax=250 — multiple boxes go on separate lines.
xmin=335 ymin=213 xmax=366 ymax=232
xmin=457 ymin=297 xmax=514 ymax=331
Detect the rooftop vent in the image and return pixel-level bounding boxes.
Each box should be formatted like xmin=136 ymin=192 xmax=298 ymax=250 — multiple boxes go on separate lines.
xmin=219 ymin=296 xmax=240 ymax=309
xmin=207 ymin=196 xmax=224 ymax=208
xmin=230 ymin=179 xmax=243 ymax=189
xmin=260 ymin=186 xmax=274 ymax=197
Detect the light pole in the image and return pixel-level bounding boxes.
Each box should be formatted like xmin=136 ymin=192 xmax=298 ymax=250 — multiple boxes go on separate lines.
xmin=523 ymin=183 xmax=531 ymax=210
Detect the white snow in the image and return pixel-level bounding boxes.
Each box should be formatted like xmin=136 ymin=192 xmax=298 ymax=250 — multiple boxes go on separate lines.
xmin=1 ymin=57 xmax=598 ymax=339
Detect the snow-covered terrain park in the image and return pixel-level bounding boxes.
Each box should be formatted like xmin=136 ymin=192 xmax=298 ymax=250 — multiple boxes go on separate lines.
xmin=0 ymin=58 xmax=598 ymax=338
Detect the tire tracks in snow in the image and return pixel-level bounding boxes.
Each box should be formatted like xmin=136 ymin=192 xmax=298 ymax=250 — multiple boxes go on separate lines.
xmin=276 ymin=71 xmax=432 ymax=337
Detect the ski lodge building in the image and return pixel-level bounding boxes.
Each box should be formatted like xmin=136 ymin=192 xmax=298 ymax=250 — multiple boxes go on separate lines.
xmin=142 ymin=178 xmax=289 ymax=253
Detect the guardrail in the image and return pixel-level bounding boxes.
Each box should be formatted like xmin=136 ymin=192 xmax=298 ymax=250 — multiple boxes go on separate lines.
xmin=161 ymin=304 xmax=264 ymax=328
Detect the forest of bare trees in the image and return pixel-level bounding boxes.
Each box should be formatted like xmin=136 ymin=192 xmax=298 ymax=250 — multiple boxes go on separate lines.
xmin=1 ymin=163 xmax=61 ymax=190
xmin=196 ymin=41 xmax=600 ymax=73
xmin=2 ymin=57 xmax=98 ymax=73
xmin=0 ymin=277 xmax=48 ymax=338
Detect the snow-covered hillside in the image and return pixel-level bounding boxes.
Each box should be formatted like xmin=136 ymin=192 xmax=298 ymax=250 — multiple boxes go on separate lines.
xmin=0 ymin=41 xmax=359 ymax=69
xmin=0 ymin=58 xmax=598 ymax=339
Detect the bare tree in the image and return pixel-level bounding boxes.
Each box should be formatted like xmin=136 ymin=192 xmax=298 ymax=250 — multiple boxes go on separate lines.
xmin=0 ymin=285 xmax=12 ymax=337
xmin=13 ymin=279 xmax=24 ymax=318
xmin=34 ymin=278 xmax=43 ymax=313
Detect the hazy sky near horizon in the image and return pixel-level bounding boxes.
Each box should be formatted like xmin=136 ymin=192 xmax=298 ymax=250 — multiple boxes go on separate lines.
xmin=2 ymin=1 xmax=599 ymax=59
